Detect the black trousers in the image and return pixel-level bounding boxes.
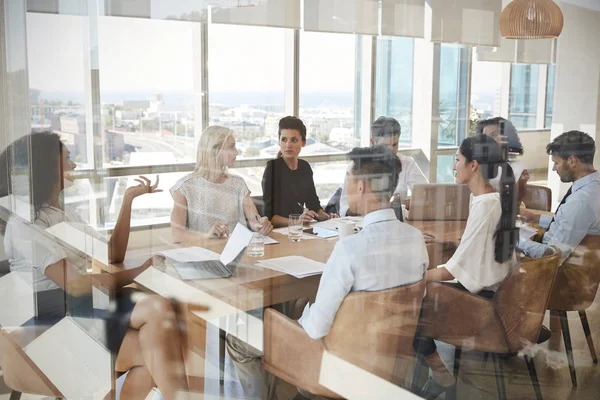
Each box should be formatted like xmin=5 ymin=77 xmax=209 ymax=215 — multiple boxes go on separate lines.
xmin=412 ymin=282 xmax=495 ymax=357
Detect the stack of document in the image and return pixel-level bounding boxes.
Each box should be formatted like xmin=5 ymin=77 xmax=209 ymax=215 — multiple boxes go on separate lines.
xmin=159 ymin=246 xmax=220 ymax=262
xmin=313 ymin=216 xmax=364 ymax=231
xmin=256 ymin=256 xmax=325 ymax=279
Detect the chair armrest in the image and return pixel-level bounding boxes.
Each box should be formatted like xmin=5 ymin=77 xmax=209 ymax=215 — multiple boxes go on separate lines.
xmin=262 ymin=308 xmax=339 ymax=397
xmin=420 ymin=282 xmax=508 ymax=353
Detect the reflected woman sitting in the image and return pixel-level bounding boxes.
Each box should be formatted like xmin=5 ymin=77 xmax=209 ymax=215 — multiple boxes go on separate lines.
xmin=1 ymin=132 xmax=190 ymax=400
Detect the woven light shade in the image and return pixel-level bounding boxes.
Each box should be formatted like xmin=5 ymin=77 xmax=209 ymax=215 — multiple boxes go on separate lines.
xmin=500 ymin=0 xmax=564 ymax=39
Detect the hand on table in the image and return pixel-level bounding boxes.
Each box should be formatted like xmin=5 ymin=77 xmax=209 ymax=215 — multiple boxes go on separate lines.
xmin=251 ymin=216 xmax=273 ymax=235
xmin=519 ymin=207 xmax=540 ymax=224
xmin=302 ymin=210 xmax=318 ymax=224
xmin=328 ymin=213 xmax=340 ymax=219
xmin=209 ymin=222 xmax=229 ymax=239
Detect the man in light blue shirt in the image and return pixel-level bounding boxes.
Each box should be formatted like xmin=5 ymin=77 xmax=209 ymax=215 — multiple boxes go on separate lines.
xmin=299 ymin=146 xmax=429 ymax=338
xmin=519 ymin=131 xmax=600 ymax=264
xmin=227 ymin=146 xmax=428 ymax=399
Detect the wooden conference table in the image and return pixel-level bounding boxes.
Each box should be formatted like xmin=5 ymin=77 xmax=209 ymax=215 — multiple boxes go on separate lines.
xmin=123 ymin=219 xmax=467 ymax=314
xmin=102 ymin=218 xmax=464 ymax=391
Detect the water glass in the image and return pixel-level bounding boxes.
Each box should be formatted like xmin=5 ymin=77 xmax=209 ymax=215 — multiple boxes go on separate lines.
xmin=247 ymin=233 xmax=265 ymax=258
xmin=288 ymin=214 xmax=303 ymax=242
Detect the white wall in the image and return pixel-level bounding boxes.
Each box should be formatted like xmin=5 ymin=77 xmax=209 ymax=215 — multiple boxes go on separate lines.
xmin=519 ymin=130 xmax=552 ymax=171
xmin=549 ymin=2 xmax=600 ymax=206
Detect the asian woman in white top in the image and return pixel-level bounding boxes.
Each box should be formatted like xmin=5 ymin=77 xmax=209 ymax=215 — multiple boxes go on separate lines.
xmin=414 ymin=134 xmax=519 ymax=399
xmin=170 ymin=126 xmax=272 ymax=241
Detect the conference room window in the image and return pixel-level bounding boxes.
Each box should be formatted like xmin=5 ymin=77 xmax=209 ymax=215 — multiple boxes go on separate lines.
xmin=375 ymin=36 xmax=415 ymax=145
xmin=436 ymin=154 xmax=456 ymax=184
xmin=96 ymin=16 xmax=200 ymax=167
xmin=208 ymin=24 xmax=287 ymax=159
xmin=299 ymin=31 xmax=357 ymax=154
xmin=438 ymin=44 xmax=470 ymax=147
xmin=545 ymin=64 xmax=556 ymax=128
xmin=470 ymin=58 xmax=504 ymax=125
xmin=26 ymin=12 xmax=89 ymax=167
xmin=509 ymin=64 xmax=540 ymax=130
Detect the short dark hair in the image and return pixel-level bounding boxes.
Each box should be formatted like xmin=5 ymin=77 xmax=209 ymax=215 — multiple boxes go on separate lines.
xmin=371 ymin=117 xmax=401 ymax=140
xmin=278 ymin=116 xmax=307 ymax=141
xmin=546 ymin=130 xmax=595 ymax=164
xmin=348 ymin=145 xmax=402 ymax=200
xmin=475 ymin=117 xmax=524 ymax=155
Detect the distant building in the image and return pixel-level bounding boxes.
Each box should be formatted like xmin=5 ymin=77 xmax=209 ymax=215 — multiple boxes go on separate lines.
xmin=116 ymin=109 xmax=143 ymax=120
xmin=30 ymin=104 xmax=54 ymax=122
xmin=59 ymin=115 xmax=86 ymax=134
xmin=58 ymin=131 xmax=87 ymax=163
xmin=329 ymin=127 xmax=353 ymax=144
xmin=105 ymin=130 xmax=125 ymax=161
xmin=122 ymin=100 xmax=150 ymax=109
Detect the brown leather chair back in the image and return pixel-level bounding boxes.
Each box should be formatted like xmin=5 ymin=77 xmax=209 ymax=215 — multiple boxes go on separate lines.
xmin=324 ymin=280 xmax=426 ymax=382
xmin=0 ymin=328 xmax=63 ymax=397
xmin=523 ymin=184 xmax=552 ymax=212
xmin=493 ymin=251 xmax=561 ymax=352
xmin=548 ymin=235 xmax=600 ymax=311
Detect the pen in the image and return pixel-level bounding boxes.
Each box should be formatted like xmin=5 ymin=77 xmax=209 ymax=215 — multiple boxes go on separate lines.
xmin=298 ymin=202 xmax=310 ymax=215
xmin=255 ymin=215 xmax=264 ymax=235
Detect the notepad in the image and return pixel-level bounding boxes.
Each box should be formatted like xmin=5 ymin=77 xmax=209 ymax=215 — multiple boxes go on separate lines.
xmin=159 ymin=246 xmax=220 ymax=262
xmin=256 ymin=256 xmax=325 ymax=278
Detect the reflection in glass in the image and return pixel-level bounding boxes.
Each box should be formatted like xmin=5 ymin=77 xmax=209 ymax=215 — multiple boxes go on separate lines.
xmin=436 ymin=154 xmax=456 ymax=183
xmin=438 ymin=44 xmax=469 ymax=146
xmin=300 ymin=32 xmax=357 ymax=153
xmin=208 ymin=24 xmax=286 ymax=159
xmin=509 ymin=64 xmax=540 ymax=130
xmin=545 ymin=64 xmax=556 ymax=129
xmin=375 ymin=37 xmax=414 ymax=145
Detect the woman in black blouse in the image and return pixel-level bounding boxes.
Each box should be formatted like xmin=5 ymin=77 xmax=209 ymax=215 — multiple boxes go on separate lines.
xmin=262 ymin=116 xmax=336 ymax=228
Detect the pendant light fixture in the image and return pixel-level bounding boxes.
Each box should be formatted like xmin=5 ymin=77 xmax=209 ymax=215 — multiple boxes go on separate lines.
xmin=500 ymin=0 xmax=564 ymax=39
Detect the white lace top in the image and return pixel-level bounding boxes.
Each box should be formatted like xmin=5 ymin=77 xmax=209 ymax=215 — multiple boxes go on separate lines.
xmin=170 ymin=172 xmax=249 ymax=235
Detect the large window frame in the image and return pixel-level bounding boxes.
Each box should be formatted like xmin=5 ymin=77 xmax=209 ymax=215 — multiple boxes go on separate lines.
xmin=22 ymin=7 xmax=554 ymax=228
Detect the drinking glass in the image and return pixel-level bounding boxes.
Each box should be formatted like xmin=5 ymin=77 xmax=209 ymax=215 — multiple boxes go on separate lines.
xmin=247 ymin=233 xmax=265 ymax=257
xmin=288 ymin=214 xmax=303 ymax=242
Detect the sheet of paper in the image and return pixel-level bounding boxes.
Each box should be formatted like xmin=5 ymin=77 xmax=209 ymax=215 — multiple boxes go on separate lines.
xmin=220 ymin=223 xmax=253 ymax=265
xmin=263 ymin=236 xmax=279 ymax=245
xmin=272 ymin=226 xmax=319 ymax=240
xmin=159 ymin=246 xmax=220 ymax=262
xmin=519 ymin=225 xmax=538 ymax=241
xmin=256 ymin=256 xmax=325 ymax=278
xmin=313 ymin=217 xmax=364 ymax=231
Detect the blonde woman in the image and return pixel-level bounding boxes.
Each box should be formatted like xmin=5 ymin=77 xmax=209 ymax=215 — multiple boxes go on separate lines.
xmin=170 ymin=126 xmax=272 ymax=241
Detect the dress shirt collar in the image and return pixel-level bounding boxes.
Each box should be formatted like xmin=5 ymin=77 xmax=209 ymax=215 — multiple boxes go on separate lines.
xmin=362 ymin=208 xmax=397 ymax=228
xmin=572 ymin=170 xmax=600 ymax=193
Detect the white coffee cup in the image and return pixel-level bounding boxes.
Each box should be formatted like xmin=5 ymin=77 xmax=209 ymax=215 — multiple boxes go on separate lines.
xmin=337 ymin=220 xmax=356 ymax=238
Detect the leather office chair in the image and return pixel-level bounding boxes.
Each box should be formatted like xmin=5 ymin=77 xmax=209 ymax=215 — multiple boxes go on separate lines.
xmin=412 ymin=250 xmax=561 ymax=400
xmin=523 ymin=185 xmax=552 ymax=212
xmin=262 ymin=280 xmax=427 ymax=397
xmin=547 ymin=235 xmax=600 ymax=387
